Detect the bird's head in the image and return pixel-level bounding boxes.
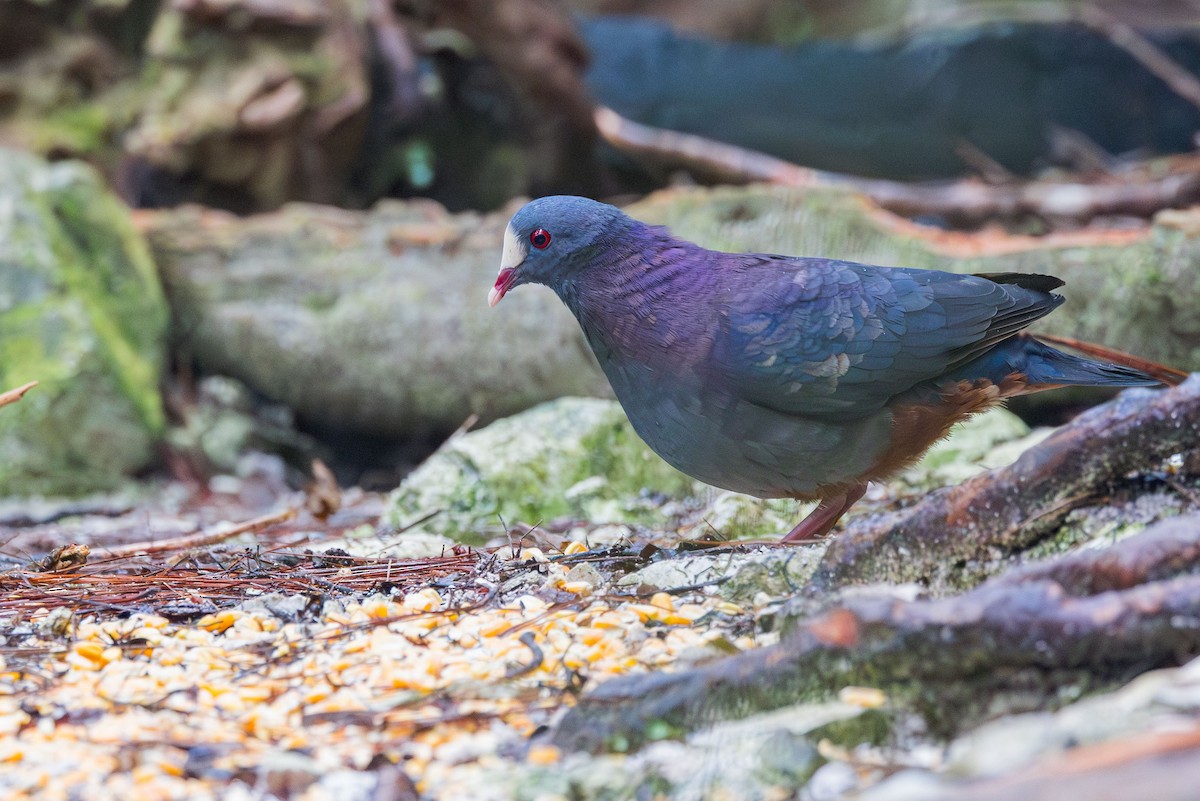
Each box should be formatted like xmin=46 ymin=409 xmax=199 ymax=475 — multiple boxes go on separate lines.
xmin=488 ymin=196 xmax=628 ymax=307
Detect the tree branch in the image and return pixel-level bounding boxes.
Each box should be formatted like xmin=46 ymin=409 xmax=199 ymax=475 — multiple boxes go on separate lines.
xmin=596 ymin=106 xmax=1200 ymax=226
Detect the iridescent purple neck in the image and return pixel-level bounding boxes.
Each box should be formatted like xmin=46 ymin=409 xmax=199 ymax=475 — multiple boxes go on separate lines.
xmin=556 ymin=226 xmax=718 ymax=368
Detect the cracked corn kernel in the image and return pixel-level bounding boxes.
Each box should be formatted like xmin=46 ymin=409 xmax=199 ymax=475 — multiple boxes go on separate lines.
xmin=626 ymin=604 xmax=672 ymax=623
xmin=403 ymin=588 xmax=444 ymax=612
xmin=197 ymin=611 xmax=238 ymax=633
xmin=518 ymin=547 xmax=549 ymax=564
xmin=361 ymin=597 xmax=397 ymax=619
xmin=526 ymin=744 xmax=561 ymax=765
xmin=508 ymin=595 xmax=548 ymax=613
xmin=1 ymin=561 xmax=752 ymax=800
xmin=73 ymin=642 xmax=107 ymax=663
xmin=562 ymin=541 xmax=587 ymax=555
xmin=839 ymin=686 xmax=887 ymax=708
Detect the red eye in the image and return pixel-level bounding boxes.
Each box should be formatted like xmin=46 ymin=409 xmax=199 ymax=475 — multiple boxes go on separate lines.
xmin=530 ymin=228 xmax=552 ymax=249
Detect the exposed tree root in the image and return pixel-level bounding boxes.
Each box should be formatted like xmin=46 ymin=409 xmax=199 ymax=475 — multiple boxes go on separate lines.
xmin=812 ymin=375 xmax=1200 ymax=590
xmin=551 ymin=512 xmax=1200 ymax=754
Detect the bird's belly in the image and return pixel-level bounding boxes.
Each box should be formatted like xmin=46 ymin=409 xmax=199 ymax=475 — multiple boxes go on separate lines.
xmin=612 ymin=376 xmax=894 ymax=499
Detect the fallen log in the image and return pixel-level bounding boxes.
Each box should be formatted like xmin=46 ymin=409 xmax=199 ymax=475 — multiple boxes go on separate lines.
xmin=598 ymin=106 xmax=1200 ymax=228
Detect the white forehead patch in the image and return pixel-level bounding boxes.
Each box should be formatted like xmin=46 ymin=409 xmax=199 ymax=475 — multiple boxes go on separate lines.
xmin=500 ymin=224 xmax=528 ymax=270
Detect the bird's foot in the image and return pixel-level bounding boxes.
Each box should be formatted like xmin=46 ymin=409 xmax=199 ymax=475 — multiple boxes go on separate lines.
xmin=781 ymin=484 xmax=867 ymax=544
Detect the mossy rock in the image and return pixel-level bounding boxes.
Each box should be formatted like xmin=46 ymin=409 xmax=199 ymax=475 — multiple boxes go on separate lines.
xmin=0 ymin=148 xmax=167 ymax=495
xmin=385 ymin=397 xmax=699 ymax=543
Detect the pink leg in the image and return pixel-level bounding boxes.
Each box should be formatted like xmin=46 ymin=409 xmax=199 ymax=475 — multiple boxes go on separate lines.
xmin=781 ymin=483 xmax=868 ymax=543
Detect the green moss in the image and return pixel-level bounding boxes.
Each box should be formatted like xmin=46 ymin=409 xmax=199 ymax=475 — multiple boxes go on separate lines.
xmin=385 ymin=397 xmax=699 ymax=543
xmin=32 ymin=103 xmax=112 ymax=155
xmin=0 ymin=149 xmax=167 ymax=495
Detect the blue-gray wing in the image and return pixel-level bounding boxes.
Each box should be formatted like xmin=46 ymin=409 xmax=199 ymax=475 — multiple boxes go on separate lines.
xmin=709 ymin=256 xmax=1064 ymax=418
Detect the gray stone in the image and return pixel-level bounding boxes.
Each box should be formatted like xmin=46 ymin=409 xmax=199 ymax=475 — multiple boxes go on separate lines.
xmin=144 ymin=201 xmax=610 ymax=439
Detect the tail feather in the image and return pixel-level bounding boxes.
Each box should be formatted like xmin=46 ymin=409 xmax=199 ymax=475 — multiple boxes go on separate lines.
xmin=1033 ymin=333 xmax=1188 ymax=387
xmin=1018 ymin=335 xmax=1162 ymax=389
xmin=951 ymin=333 xmax=1168 ymax=391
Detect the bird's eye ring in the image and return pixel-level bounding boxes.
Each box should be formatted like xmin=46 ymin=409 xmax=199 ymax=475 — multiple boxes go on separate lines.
xmin=530 ymin=228 xmax=552 ymax=249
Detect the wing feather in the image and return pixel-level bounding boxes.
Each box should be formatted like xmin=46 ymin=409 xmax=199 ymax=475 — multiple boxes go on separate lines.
xmin=709 ymin=256 xmax=1064 ymax=418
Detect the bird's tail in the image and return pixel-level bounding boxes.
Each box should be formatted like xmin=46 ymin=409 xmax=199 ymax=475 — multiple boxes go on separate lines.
xmin=953 ymin=333 xmax=1182 ymax=391
xmin=1033 ymin=333 xmax=1188 ymax=387
xmin=1015 ymin=334 xmax=1176 ymax=389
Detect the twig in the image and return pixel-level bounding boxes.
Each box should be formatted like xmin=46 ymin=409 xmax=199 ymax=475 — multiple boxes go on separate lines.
xmin=1080 ymin=7 xmax=1200 ymax=113
xmin=98 ymin=508 xmax=298 ymax=559
xmin=595 ymin=106 xmax=822 ymax=188
xmin=0 ymin=550 xmax=480 ymax=615
xmin=0 ymin=381 xmax=38 ymax=409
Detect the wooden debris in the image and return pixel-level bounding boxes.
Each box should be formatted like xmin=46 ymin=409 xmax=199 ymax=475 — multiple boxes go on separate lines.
xmin=0 ymin=381 xmax=37 ymax=409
